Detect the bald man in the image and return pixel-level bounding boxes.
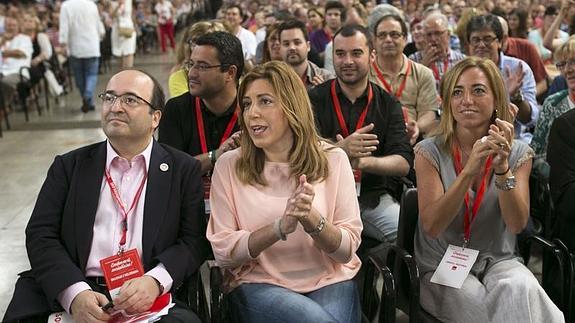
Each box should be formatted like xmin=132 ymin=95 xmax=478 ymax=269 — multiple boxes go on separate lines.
xmin=4 ymin=70 xmax=209 ymax=323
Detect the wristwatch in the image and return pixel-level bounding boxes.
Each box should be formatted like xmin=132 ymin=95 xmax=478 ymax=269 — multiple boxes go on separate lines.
xmin=208 ymin=150 xmax=217 ymax=166
xmin=495 ymin=175 xmax=516 ymax=191
xmin=305 ymin=216 xmax=326 ymax=236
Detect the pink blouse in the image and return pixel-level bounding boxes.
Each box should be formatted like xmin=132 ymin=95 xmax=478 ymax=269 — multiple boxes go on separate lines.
xmin=207 ymin=145 xmax=362 ymax=292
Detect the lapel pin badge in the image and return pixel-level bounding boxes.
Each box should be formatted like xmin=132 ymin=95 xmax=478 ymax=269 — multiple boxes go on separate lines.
xmin=160 ymin=163 xmax=169 ymax=172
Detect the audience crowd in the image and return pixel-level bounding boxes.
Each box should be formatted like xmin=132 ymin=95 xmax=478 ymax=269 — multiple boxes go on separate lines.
xmin=2 ymin=0 xmax=575 ymax=322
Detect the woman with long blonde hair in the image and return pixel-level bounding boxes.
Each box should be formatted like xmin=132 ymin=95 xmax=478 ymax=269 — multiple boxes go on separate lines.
xmin=207 ymin=61 xmax=363 ymax=323
xmin=414 ymin=57 xmax=563 ymax=322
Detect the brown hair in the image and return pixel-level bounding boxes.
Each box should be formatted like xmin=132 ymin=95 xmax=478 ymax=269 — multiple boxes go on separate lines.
xmin=235 ymin=61 xmax=329 ymax=186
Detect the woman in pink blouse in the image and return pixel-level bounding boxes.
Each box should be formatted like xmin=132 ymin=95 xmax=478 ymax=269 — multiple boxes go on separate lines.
xmin=207 ymin=61 xmax=363 ymax=323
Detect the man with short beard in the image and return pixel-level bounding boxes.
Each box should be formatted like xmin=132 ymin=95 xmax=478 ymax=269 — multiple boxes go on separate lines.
xmin=159 ymin=32 xmax=243 ymax=176
xmin=309 ymin=24 xmax=413 ymax=243
xmin=278 ymin=19 xmax=334 ymax=90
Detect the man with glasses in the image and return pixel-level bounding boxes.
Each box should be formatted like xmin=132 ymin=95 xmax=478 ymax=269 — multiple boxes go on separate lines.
xmin=370 ymin=14 xmax=439 ymax=140
xmin=159 ymin=31 xmax=243 ymax=177
xmin=467 ymin=14 xmax=539 ymax=144
xmin=4 ymin=69 xmax=209 ymax=323
xmin=278 ymin=19 xmax=334 ymax=90
xmin=409 ymin=12 xmax=465 ymax=89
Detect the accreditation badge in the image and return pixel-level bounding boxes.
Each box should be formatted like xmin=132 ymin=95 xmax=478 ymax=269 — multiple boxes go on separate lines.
xmin=100 ymin=248 xmax=145 ymax=299
xmin=202 ymin=176 xmax=211 ymax=214
xmin=353 ymin=169 xmax=362 ymax=197
xmin=430 ymin=244 xmax=479 ymax=289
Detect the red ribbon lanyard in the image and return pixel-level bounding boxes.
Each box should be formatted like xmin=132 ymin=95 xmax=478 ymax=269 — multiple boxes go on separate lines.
xmin=105 ymin=168 xmax=148 ymax=252
xmin=325 ymin=28 xmax=332 ymax=41
xmin=330 ymin=80 xmax=373 ymax=138
xmin=372 ymin=60 xmax=411 ymax=99
xmin=195 ymin=97 xmax=239 ymax=154
xmin=430 ymin=58 xmax=449 ymax=82
xmin=452 ymin=145 xmax=493 ymax=244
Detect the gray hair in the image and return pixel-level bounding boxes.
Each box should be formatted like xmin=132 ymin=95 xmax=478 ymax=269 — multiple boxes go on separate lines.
xmin=424 ymin=12 xmax=449 ymax=30
xmin=367 ymin=4 xmax=404 ymax=35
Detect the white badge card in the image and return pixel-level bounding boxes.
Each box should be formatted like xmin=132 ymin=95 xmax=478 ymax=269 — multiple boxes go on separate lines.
xmin=353 ymin=169 xmax=362 ymax=197
xmin=47 ymin=312 xmax=74 ymax=323
xmin=430 ymin=244 xmax=479 ymax=289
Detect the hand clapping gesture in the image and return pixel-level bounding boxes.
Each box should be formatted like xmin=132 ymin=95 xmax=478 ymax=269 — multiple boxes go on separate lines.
xmin=281 ymin=175 xmax=315 ymax=234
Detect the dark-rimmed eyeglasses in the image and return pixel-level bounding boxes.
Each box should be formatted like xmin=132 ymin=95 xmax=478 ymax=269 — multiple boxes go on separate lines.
xmin=469 ymin=35 xmax=498 ymax=47
xmin=555 ymin=59 xmax=575 ymax=70
xmin=183 ymin=61 xmax=229 ymax=72
xmin=376 ymin=31 xmax=404 ymax=40
xmin=98 ymin=92 xmax=155 ymax=110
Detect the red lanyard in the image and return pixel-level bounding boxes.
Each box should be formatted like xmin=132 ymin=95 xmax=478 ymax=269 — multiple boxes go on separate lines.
xmin=569 ymin=91 xmax=575 ymax=103
xmin=452 ymin=145 xmax=493 ymax=245
xmin=430 ymin=58 xmax=449 ymax=82
xmin=324 ymin=28 xmax=332 ymax=41
xmin=195 ymin=97 xmax=238 ymax=154
xmin=105 ymin=167 xmax=148 ymax=252
xmin=372 ymin=60 xmax=411 ymax=99
xmin=330 ymin=80 xmax=373 ymax=137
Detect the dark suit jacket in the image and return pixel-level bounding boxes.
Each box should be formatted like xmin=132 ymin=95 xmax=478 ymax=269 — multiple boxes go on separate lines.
xmin=3 ymin=140 xmax=210 ymax=322
xmin=547 ymin=108 xmax=575 ymax=250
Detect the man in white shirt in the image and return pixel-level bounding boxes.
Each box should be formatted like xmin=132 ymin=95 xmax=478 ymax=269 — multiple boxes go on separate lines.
xmin=226 ymin=4 xmax=256 ymax=62
xmin=0 ymin=17 xmax=33 ymax=106
xmin=59 ymin=0 xmax=105 ymax=112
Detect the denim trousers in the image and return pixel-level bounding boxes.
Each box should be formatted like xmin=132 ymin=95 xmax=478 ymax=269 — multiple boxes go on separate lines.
xmin=69 ymin=56 xmax=99 ymax=107
xmin=361 ymin=193 xmax=399 ymax=243
xmin=228 ymin=280 xmax=361 ymax=323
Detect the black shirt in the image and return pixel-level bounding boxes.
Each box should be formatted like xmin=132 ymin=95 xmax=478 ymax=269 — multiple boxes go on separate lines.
xmin=309 ymin=80 xmax=414 ymax=207
xmin=158 ymin=92 xmax=240 ymax=156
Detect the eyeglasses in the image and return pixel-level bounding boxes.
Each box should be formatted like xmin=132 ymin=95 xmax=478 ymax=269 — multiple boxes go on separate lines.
xmin=98 ymin=92 xmax=155 ymax=110
xmin=469 ymin=35 xmax=498 ymax=47
xmin=555 ymin=59 xmax=575 ymax=70
xmin=425 ymin=30 xmax=448 ymax=39
xmin=184 ymin=61 xmax=228 ymax=72
xmin=376 ymin=31 xmax=404 ymax=40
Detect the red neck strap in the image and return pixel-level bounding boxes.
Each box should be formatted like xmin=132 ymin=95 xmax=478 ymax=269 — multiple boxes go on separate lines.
xmin=372 ymin=59 xmax=411 ymax=99
xmin=195 ymin=97 xmax=239 ymax=154
xmin=330 ymin=80 xmax=373 ymax=138
xmin=452 ymin=144 xmax=493 ymax=244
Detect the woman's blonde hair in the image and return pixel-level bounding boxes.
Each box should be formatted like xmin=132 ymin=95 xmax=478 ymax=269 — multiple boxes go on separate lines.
xmin=554 ymin=35 xmax=575 ymax=63
xmin=175 ymin=20 xmax=229 ymax=64
xmin=235 ymin=61 xmax=329 ymax=186
xmin=435 ymin=56 xmax=514 ymax=151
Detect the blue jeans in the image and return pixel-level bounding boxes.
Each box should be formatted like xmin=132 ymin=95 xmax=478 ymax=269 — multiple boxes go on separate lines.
xmin=229 ymin=280 xmax=361 ymax=323
xmin=361 ymin=193 xmax=399 ymax=243
xmin=69 ymin=56 xmax=99 ymax=107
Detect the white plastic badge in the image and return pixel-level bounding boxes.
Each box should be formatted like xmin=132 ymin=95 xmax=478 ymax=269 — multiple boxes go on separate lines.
xmin=430 ymin=244 xmax=479 ymax=289
xmin=353 ymin=169 xmax=361 ymax=197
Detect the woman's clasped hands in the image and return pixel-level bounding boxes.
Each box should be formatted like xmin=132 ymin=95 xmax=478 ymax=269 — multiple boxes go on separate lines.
xmin=280 ymin=175 xmax=317 ymax=235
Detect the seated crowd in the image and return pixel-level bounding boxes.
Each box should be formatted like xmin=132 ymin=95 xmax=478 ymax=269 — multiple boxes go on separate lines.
xmin=3 ymin=0 xmax=575 ymax=322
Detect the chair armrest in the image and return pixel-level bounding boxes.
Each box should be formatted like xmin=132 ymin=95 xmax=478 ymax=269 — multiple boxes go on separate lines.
xmin=364 ymin=251 xmax=396 ymax=323
xmin=369 ymin=243 xmax=420 ymax=322
xmin=209 ymin=260 xmax=226 ymax=323
xmin=553 ymin=238 xmax=574 ymax=322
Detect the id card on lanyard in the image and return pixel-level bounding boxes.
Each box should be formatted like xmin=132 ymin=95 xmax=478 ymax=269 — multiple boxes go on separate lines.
xmin=330 ymin=80 xmax=373 ymax=196
xmin=100 ymin=168 xmax=147 ymax=298
xmin=195 ymin=97 xmax=238 ymax=213
xmin=430 ymin=145 xmax=492 ymax=289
